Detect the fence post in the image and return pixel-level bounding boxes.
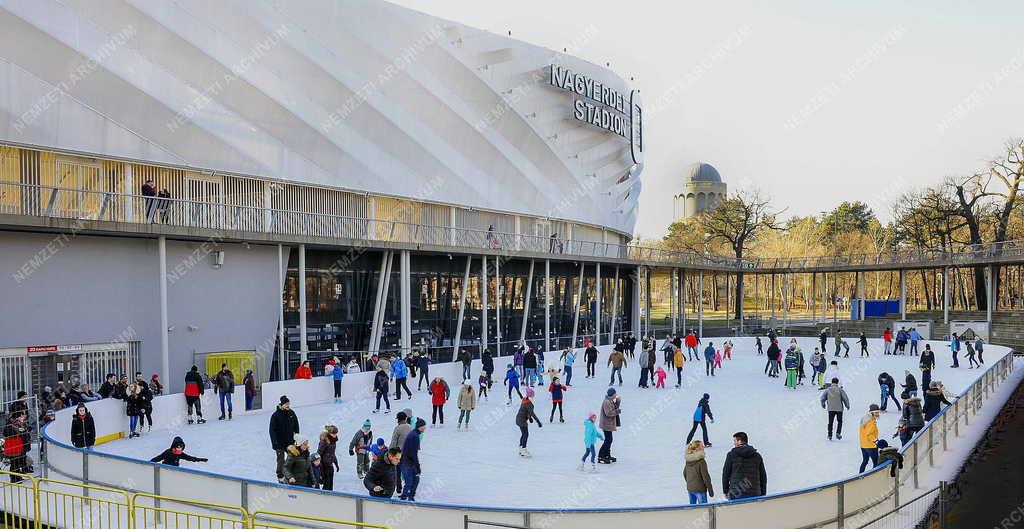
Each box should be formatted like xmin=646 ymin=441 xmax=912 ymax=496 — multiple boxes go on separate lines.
xmin=356 ymin=498 xmax=364 ymax=523
xmin=893 ymin=468 xmax=900 ymax=509
xmin=913 ymin=442 xmax=919 ymax=489
xmin=928 ymin=427 xmax=934 ymax=467
xmin=154 ymin=465 xmax=161 ymax=512
xmin=240 ymin=480 xmax=248 ymax=512
xmin=709 ymin=504 xmax=716 ymax=529
xmin=942 ymin=411 xmax=948 ymax=452
xmin=939 ymin=480 xmax=947 ymax=529
xmin=523 ymin=511 xmax=531 ymax=528
xmin=837 ymin=482 xmax=845 ymax=529
xmin=82 ymin=451 xmax=90 ymax=499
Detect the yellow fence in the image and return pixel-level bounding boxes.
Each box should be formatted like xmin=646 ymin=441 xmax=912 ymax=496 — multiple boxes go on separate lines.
xmin=0 ymin=470 xmax=388 ymax=529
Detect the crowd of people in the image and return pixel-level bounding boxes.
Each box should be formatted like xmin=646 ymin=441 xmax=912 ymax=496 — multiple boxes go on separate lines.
xmin=15 ymin=327 xmax=972 ymax=507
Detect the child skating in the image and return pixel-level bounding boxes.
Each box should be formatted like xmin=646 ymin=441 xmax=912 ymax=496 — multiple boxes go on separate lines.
xmin=548 ymin=377 xmax=568 ymax=423
xmin=504 ymin=363 xmax=523 ymax=405
xmin=348 ymin=420 xmax=373 ymax=479
xmin=654 ymin=366 xmax=667 ymax=388
xmin=578 ymin=413 xmax=604 ymax=472
xmin=478 ymin=372 xmax=489 ymax=401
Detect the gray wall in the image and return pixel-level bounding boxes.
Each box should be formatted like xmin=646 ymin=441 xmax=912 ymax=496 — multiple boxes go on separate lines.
xmin=0 ymin=231 xmax=282 ymax=392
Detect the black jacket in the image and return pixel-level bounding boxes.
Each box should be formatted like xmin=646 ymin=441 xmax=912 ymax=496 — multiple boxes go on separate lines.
xmin=214 ymin=369 xmax=235 ymax=393
xmin=125 ymin=393 xmax=145 ymax=416
xmin=766 ymin=342 xmax=781 ymax=361
xmin=919 ymin=351 xmax=936 ymax=370
xmin=71 ymin=413 xmax=96 ymax=448
xmin=481 ymin=352 xmax=494 ymax=373
xmin=98 ymin=381 xmax=115 ymax=399
xmin=922 ymin=388 xmax=952 ymax=421
xmin=374 ymin=370 xmax=390 ymax=393
xmin=902 ymin=373 xmax=918 ymax=392
xmin=363 ymin=456 xmax=399 ymax=497
xmin=269 ymin=405 xmax=300 ymax=450
xmin=722 ymin=444 xmax=767 ymax=499
xmin=585 ymin=346 xmax=599 ymax=363
xmin=523 ymin=351 xmax=537 ymax=369
xmin=878 ymin=373 xmax=896 ymax=392
xmin=282 ymin=446 xmax=313 ymax=487
xmin=151 ymin=437 xmax=205 ymax=466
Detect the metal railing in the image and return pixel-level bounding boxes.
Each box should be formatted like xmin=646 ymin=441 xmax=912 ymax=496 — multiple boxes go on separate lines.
xmin=9 ymin=180 xmax=1024 ymax=273
xmin=0 ymin=471 xmax=390 ymax=529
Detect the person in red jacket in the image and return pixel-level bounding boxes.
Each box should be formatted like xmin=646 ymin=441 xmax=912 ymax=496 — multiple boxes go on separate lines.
xmin=184 ymin=365 xmax=206 ymax=424
xmin=882 ymin=328 xmax=893 ymax=355
xmin=684 ymin=332 xmax=700 ymax=362
xmin=294 ymin=361 xmax=313 ymax=380
xmin=428 ymin=377 xmax=450 ymax=428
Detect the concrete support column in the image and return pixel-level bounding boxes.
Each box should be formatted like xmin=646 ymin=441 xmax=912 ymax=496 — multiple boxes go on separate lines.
xmin=987 ymin=264 xmax=994 ymax=326
xmin=544 ymin=260 xmax=551 ymax=352
xmin=899 ymin=269 xmax=906 ymax=320
xmin=698 ymin=271 xmax=704 ymax=338
xmin=400 ymin=250 xmax=411 ymax=355
xmin=298 ymin=244 xmax=307 ymax=361
xmin=609 ymin=266 xmax=620 ymax=343
xmin=124 ymin=163 xmax=134 ymax=220
xmin=495 ymin=257 xmax=502 ymax=351
xmin=571 ymin=263 xmax=585 ymax=348
xmin=595 ymin=263 xmax=602 ymax=345
xmin=770 ymin=274 xmax=776 ymax=321
xmin=632 ymin=269 xmax=641 ymax=338
xmin=680 ymin=269 xmax=687 ymax=334
xmin=453 ymin=256 xmax=472 ymax=361
xmin=158 ymin=236 xmax=169 ymax=385
xmin=671 ymin=269 xmax=678 ymax=335
xmin=811 ymin=272 xmax=817 ymax=323
xmin=943 ymin=267 xmax=950 ymax=324
xmin=481 ymin=255 xmax=489 ymax=353
xmin=520 ymin=260 xmax=535 ymax=344
xmin=277 ymin=244 xmax=286 ymax=381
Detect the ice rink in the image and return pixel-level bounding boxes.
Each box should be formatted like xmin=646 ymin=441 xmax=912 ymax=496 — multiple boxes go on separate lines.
xmin=96 ymin=337 xmax=1002 ymax=508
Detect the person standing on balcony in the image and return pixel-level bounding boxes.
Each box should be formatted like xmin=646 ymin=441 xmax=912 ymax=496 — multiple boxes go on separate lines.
xmin=157 ymin=188 xmax=171 ymax=223
xmin=141 ymin=179 xmax=157 ymax=222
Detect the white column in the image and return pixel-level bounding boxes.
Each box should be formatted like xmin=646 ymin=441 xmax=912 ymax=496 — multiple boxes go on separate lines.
xmin=899 ymin=269 xmax=907 ymax=320
xmin=264 ymin=182 xmax=274 ymax=233
xmin=811 ymin=272 xmax=817 ymax=323
xmin=697 ymin=271 xmax=704 ymax=338
xmin=609 ymin=266 xmax=620 ymax=343
xmin=495 ymin=256 xmax=502 ymax=349
xmin=520 ymin=260 xmax=535 ymax=344
xmin=481 ymin=255 xmax=489 ymax=353
xmin=857 ymin=271 xmax=866 ymax=321
xmin=987 ymin=264 xmax=994 ymax=325
xmin=632 ymin=269 xmax=641 ymax=337
xmin=595 ymin=263 xmax=602 ymax=345
xmin=400 ymin=250 xmax=411 ymax=355
xmin=680 ymin=269 xmax=687 ymax=334
xmin=124 ymin=163 xmax=134 ymax=220
xmin=277 ymin=244 xmax=286 ymax=381
xmin=571 ymin=263 xmax=585 ymax=348
xmin=369 ymin=252 xmax=389 ymax=353
xmin=943 ymin=267 xmax=950 ymax=324
xmin=544 ymin=260 xmax=551 ymax=352
xmin=158 ymin=236 xmax=169 ymax=385
xmin=453 ymin=256 xmax=472 ymax=361
xmin=298 ymin=244 xmax=308 ymax=361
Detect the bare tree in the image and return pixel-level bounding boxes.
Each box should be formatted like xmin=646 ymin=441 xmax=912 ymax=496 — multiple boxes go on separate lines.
xmin=986 ymin=138 xmax=1024 ymax=307
xmin=698 ymin=189 xmax=781 ymax=320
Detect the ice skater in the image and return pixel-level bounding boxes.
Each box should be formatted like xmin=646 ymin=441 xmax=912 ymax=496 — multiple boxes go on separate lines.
xmin=478 ymin=372 xmax=489 ymax=401
xmin=877 ymin=372 xmax=900 ymax=412
xmin=820 ymin=379 xmax=850 ymax=441
xmin=598 ymin=388 xmax=620 ymax=464
xmin=457 ymin=380 xmax=476 ymax=431
xmin=654 ymin=366 xmax=667 ymax=388
xmin=560 ymin=347 xmax=577 ymax=386
xmin=673 ymin=346 xmax=685 ymax=388
xmin=348 ymin=421 xmax=372 ymax=480
xmin=416 ymin=353 xmax=431 ymax=390
xmin=391 ymin=355 xmax=412 ymax=400
xmin=428 ymin=377 xmax=450 ymax=427
xmin=548 ymin=376 xmax=568 ymax=423
xmin=703 ymin=342 xmax=716 ymax=376
xmin=515 ymin=388 xmax=542 ymax=457
xmin=722 ymin=340 xmax=733 ymax=361
xmin=859 ymin=332 xmax=869 ymax=357
xmin=504 ymin=363 xmax=523 ymax=405
xmin=684 ymin=441 xmax=714 ymax=504
xmin=784 ymin=345 xmax=799 ymax=389
xmin=584 ymin=341 xmax=599 ymax=378
xmin=607 ymin=347 xmax=626 ymax=386
xmin=578 ymin=413 xmax=604 ymax=472
xmin=150 ymin=436 xmax=207 ymax=467
xmin=756 ymin=336 xmax=763 ymax=356
xmin=686 ymin=393 xmax=714 ymax=447
xmin=373 ymin=367 xmax=391 ymax=414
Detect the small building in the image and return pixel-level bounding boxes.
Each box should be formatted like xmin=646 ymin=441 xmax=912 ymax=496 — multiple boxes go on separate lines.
xmin=673 ymin=162 xmax=727 ymax=220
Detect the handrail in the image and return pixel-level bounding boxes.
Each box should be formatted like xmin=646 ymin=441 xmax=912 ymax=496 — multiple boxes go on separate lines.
xmin=6 ymin=180 xmax=1024 ymax=273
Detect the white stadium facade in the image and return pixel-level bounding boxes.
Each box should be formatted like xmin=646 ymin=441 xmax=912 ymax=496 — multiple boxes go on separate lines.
xmin=0 ymin=0 xmax=646 ymax=393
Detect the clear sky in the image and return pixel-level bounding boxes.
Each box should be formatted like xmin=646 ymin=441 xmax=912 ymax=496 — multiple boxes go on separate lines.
xmin=390 ymin=0 xmax=1024 ymax=239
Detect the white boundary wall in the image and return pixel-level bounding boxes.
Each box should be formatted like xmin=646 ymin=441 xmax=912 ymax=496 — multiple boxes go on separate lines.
xmin=36 ymin=342 xmax=1018 ymax=529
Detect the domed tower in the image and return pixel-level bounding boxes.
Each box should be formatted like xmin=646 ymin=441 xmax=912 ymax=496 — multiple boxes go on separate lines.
xmin=673 ymin=162 xmax=727 ymax=220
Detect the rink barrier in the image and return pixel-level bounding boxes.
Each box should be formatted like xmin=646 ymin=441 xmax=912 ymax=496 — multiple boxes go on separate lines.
xmin=23 ymin=342 xmax=1018 ymax=529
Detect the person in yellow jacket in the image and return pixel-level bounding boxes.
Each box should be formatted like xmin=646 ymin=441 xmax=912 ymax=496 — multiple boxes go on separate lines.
xmin=859 ymin=404 xmax=882 ymax=472
xmin=673 ymin=348 xmax=686 ymax=388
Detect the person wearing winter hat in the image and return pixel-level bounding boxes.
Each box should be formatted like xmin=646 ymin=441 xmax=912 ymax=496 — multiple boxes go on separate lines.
xmin=399 ymin=418 xmax=427 ymax=501
xmin=578 ymin=412 xmax=604 ymax=472
xmin=183 ymin=365 xmax=205 ymax=424
xmin=149 ymin=373 xmax=164 ymax=396
xmin=348 ymin=420 xmax=373 ymax=481
xmin=683 ymin=440 xmax=714 ymax=504
xmin=269 ymin=395 xmax=300 ymax=482
xmin=876 ymin=439 xmax=904 ymax=477
xmin=315 ymin=424 xmax=339 ymax=490
xmin=548 ymin=376 xmax=568 ymax=423
xmin=922 ymin=380 xmax=953 ymax=422
xmin=150 ymin=436 xmax=207 ymax=467
xmin=515 ymin=387 xmax=542 ymax=457
xmin=686 ymin=393 xmax=714 ymax=447
xmin=369 ymin=437 xmax=388 ymax=462
xmin=598 ymin=388 xmax=621 ymax=464
xmin=283 ymin=433 xmax=314 ymax=487
xmin=859 ymin=404 xmax=882 ymax=472
xmin=457 ymin=380 xmax=476 ymax=430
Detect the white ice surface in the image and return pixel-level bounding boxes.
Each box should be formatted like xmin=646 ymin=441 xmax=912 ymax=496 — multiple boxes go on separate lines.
xmin=95 ymin=338 xmax=1008 ymax=509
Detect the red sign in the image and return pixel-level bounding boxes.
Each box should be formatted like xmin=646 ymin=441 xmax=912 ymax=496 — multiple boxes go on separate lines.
xmin=27 ymin=345 xmax=58 ymax=353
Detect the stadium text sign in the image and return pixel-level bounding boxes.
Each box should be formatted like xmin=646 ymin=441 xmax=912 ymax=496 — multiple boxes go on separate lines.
xmin=548 ymin=64 xmax=644 ymax=164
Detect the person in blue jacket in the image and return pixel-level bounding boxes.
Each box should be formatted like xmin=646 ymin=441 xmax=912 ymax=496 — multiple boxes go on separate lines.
xmin=391 ymin=355 xmax=412 ymax=400
xmin=416 ymin=353 xmax=431 ymax=390
xmin=399 ymin=418 xmax=426 ymax=501
xmin=504 ymin=363 xmax=523 ymax=405
xmin=686 ymin=393 xmax=714 ymax=447
xmin=577 ymin=413 xmax=604 ymax=472
xmin=331 ymin=359 xmax=344 ymax=403
xmin=949 ymin=333 xmax=960 ymax=368
xmin=703 ymin=343 xmax=716 ymax=376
